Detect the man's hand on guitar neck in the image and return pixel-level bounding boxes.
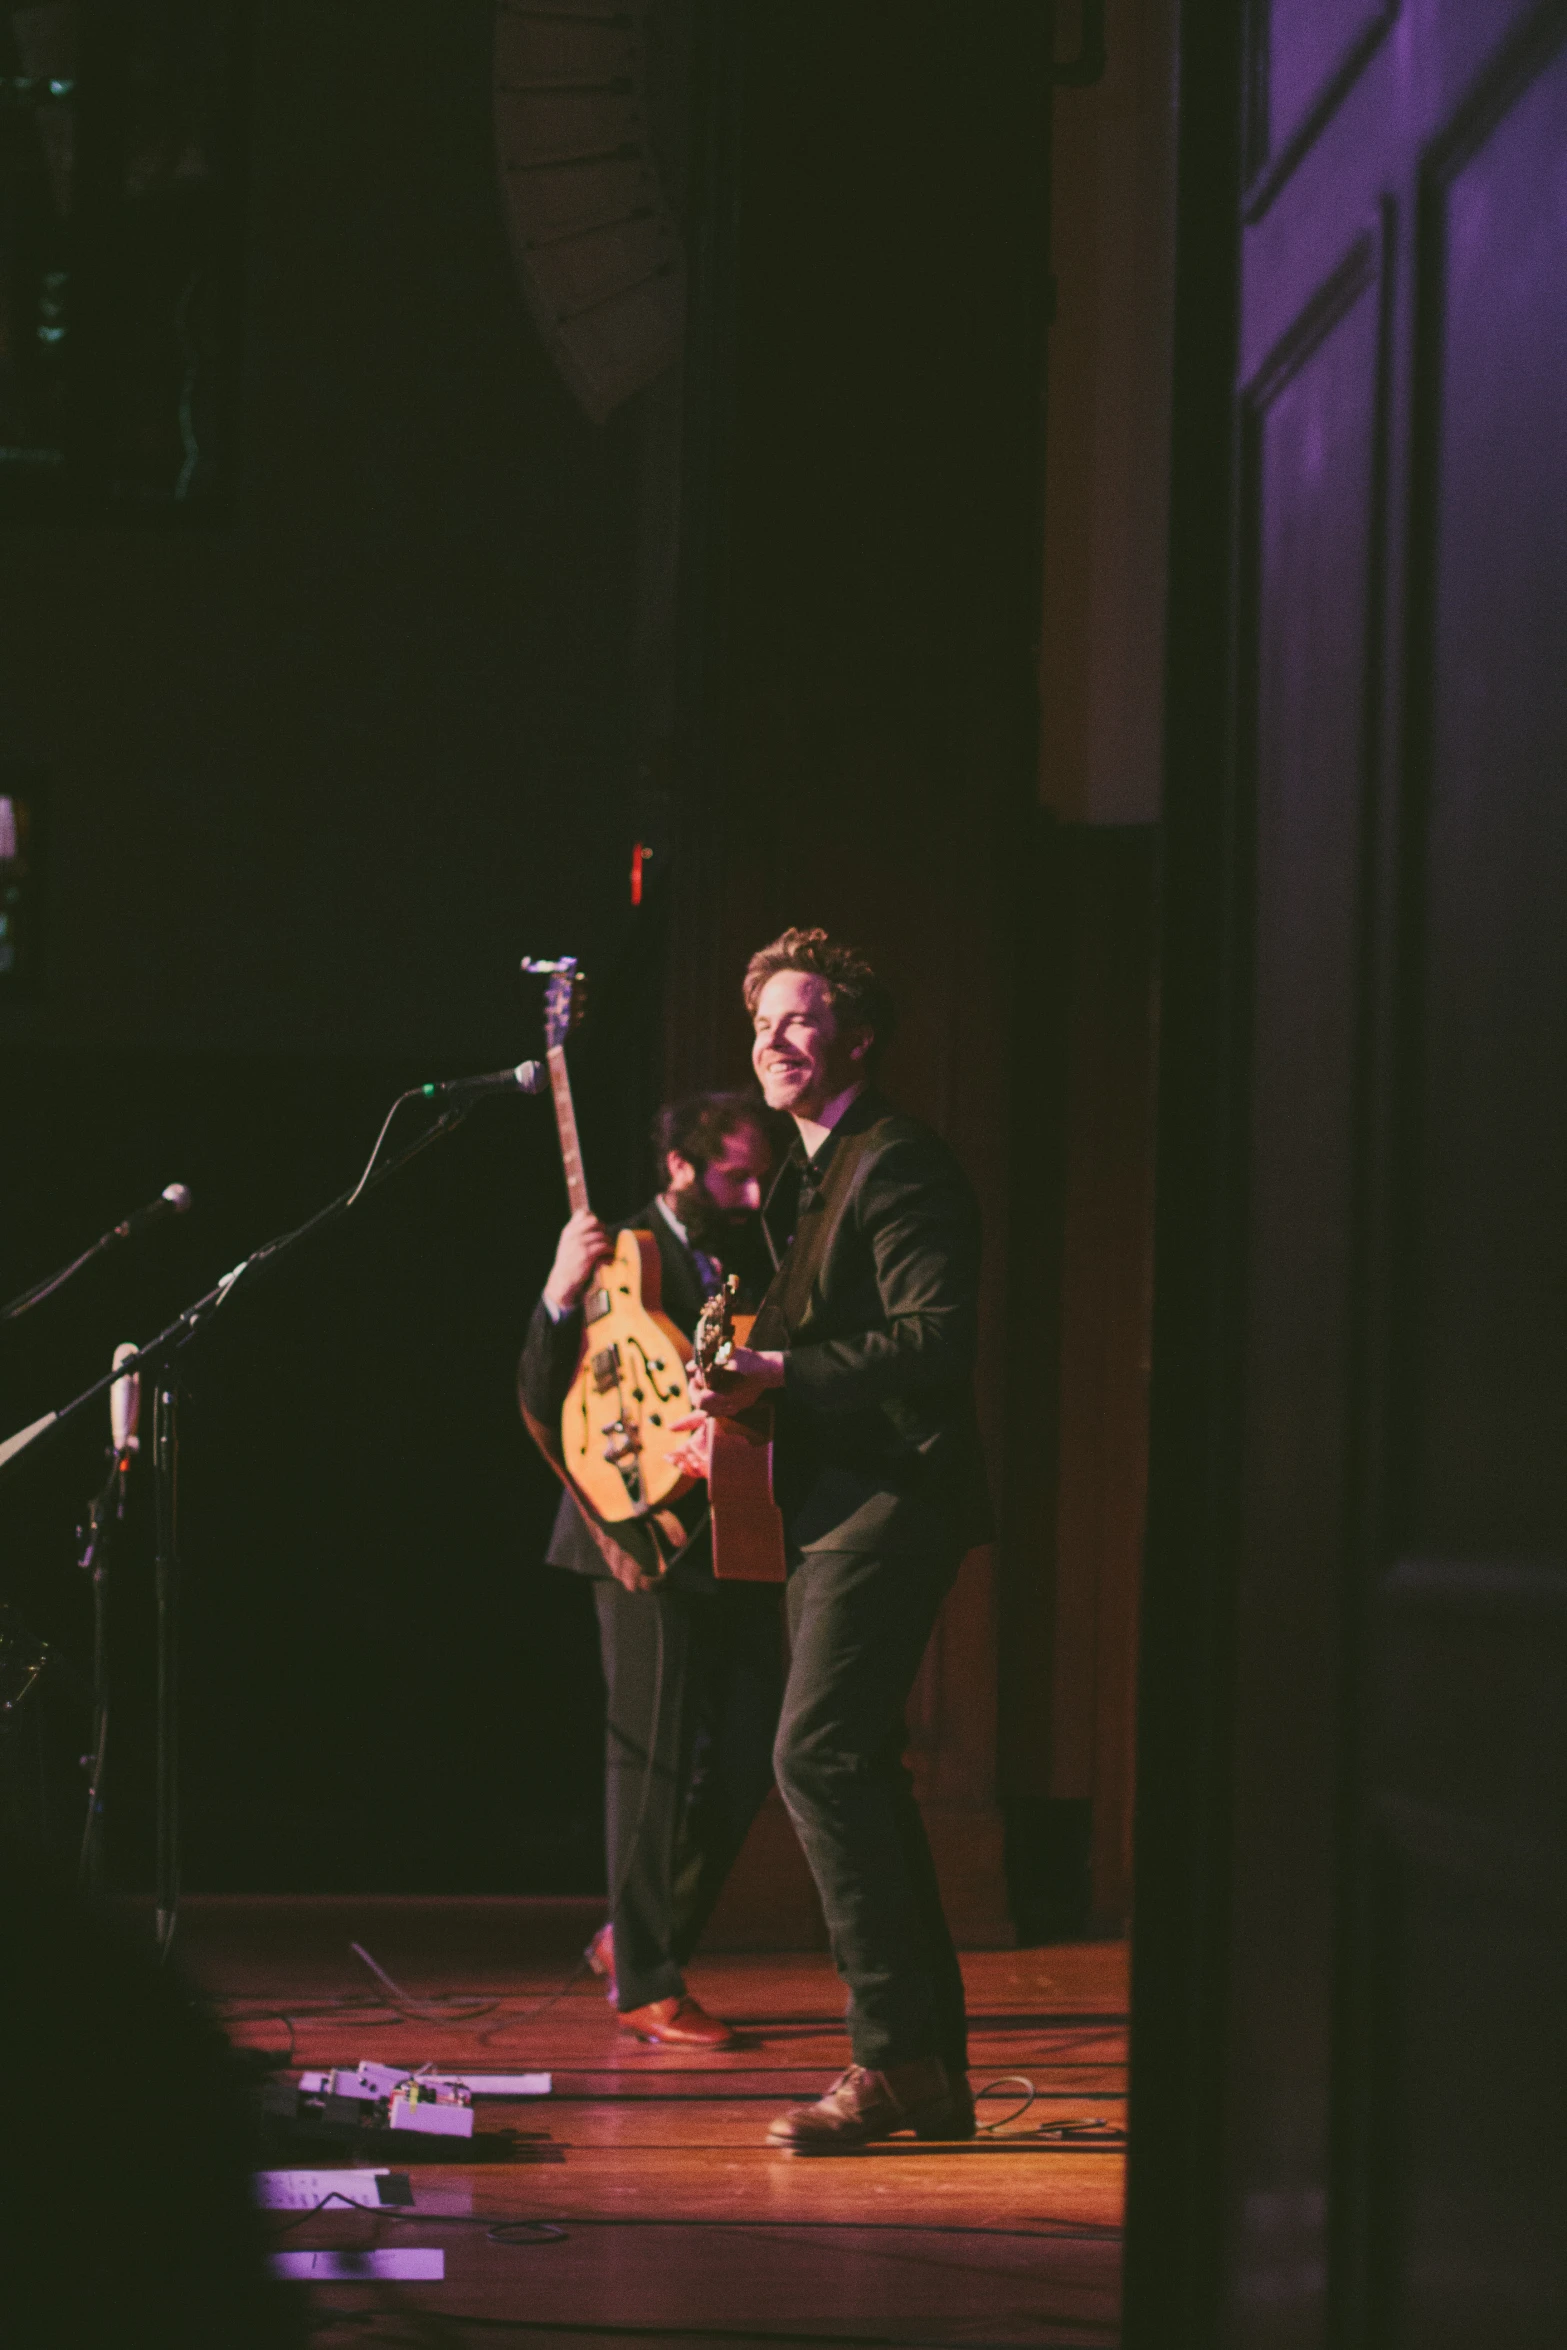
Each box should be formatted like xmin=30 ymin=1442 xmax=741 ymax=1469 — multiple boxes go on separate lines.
xmin=678 ymin=1347 xmax=786 ymax=1426
xmin=542 ymin=1208 xmax=614 ymax=1314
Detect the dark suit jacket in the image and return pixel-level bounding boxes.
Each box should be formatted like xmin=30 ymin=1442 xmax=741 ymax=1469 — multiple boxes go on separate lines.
xmin=753 ymin=1089 xmax=994 ymax=1557
xmin=518 ymin=1200 xmax=766 ymax=1591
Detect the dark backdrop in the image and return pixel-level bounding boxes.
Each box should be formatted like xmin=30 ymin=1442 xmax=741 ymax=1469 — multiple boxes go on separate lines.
xmin=0 ymin=1 xmax=678 ymax=1892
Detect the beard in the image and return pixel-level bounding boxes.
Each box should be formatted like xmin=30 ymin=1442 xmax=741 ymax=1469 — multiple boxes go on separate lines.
xmin=674 ymin=1178 xmax=753 ymax=1255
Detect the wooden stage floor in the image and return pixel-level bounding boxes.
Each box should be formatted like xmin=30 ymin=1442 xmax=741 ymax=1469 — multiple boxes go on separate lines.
xmin=197 ymin=1911 xmax=1126 ymax=2349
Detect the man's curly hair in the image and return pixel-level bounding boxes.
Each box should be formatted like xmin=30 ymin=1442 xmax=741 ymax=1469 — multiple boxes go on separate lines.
xmin=742 ymin=928 xmax=897 ymax=1064
xmin=651 ymin=1091 xmax=770 ymax=1178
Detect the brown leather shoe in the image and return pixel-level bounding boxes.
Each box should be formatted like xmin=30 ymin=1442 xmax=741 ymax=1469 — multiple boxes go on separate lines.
xmin=618 ymin=1993 xmax=738 ymax=2049
xmin=584 ymin=1923 xmax=617 ymax=2005
xmin=767 ymin=2059 xmax=975 ymax=2152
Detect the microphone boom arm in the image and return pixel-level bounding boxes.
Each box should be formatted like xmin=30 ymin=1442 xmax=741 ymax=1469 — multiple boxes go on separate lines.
xmin=3 ymin=1184 xmax=192 ymax=1324
xmin=0 ymin=1096 xmax=480 ymax=1488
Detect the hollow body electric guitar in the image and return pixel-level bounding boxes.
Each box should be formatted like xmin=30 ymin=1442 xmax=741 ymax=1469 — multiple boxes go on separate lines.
xmin=690 ymin=1277 xmax=787 ymax=1584
xmin=523 ymin=957 xmax=696 ymax=1526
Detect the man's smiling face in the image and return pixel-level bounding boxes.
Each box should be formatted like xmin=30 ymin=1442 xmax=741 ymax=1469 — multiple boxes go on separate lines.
xmin=751 ymin=970 xmax=869 ymax=1122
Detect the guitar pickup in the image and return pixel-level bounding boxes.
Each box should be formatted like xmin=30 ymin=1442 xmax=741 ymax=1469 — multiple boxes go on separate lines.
xmin=591 ymin=1345 xmax=621 ymax=1393
xmin=583 ymin=1289 xmax=611 ymax=1325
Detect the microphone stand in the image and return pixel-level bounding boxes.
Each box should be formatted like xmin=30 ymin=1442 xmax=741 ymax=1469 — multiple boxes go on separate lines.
xmin=77 ymin=1441 xmax=132 ymax=1895
xmin=152 ymin=1377 xmax=179 ymax=1954
xmin=0 ymin=1097 xmax=477 ymax=1957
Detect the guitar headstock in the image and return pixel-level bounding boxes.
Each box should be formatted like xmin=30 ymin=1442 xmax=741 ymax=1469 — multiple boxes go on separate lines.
xmin=521 ymin=956 xmax=586 ymax=1052
xmin=691 ymin=1274 xmax=742 ymax=1379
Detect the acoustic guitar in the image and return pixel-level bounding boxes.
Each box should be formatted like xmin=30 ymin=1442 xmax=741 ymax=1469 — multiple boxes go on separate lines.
xmin=690 ymin=1276 xmax=787 ymax=1584
xmin=522 ymin=956 xmax=697 ymax=1526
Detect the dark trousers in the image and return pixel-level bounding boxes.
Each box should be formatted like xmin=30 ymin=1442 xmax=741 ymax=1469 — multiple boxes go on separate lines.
xmin=594 ymin=1576 xmax=783 ymax=2013
xmin=773 ymin=1538 xmax=968 ymax=2075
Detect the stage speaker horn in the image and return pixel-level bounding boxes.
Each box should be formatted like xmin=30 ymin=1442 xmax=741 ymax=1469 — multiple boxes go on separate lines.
xmin=494 ymin=0 xmax=686 ymax=425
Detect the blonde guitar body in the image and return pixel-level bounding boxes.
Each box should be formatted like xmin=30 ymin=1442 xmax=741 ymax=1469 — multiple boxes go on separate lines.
xmin=523 ymin=955 xmax=699 ymax=1530
xmin=522 ymin=955 xmax=775 ymax=1556
xmin=561 ymin=1228 xmax=697 ymax=1524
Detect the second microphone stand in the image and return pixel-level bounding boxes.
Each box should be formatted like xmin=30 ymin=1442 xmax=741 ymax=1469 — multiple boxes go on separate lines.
xmin=77 ymin=1440 xmax=131 ymax=1894
xmin=152 ymin=1376 xmax=180 ymax=1955
xmin=8 ymin=1093 xmax=478 ymax=1958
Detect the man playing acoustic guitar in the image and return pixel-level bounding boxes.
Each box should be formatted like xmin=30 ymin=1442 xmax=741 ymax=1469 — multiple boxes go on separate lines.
xmin=520 ymin=1094 xmax=780 ymax=2048
xmin=675 ymin=930 xmax=992 ymax=2150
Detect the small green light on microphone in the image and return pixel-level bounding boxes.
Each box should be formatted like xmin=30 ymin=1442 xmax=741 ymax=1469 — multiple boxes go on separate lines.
xmin=421 ymin=1083 xmax=436 ymax=1097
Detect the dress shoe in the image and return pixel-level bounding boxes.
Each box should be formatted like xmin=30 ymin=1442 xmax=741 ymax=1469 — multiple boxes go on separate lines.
xmin=584 ymin=1923 xmax=617 ymax=2005
xmin=766 ymin=2058 xmax=975 ymax=2152
xmin=617 ymin=1993 xmax=738 ymax=2049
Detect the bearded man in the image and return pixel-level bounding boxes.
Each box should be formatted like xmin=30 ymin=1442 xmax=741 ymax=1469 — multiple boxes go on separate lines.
xmin=519 ymin=1092 xmax=780 ymax=2049
xmin=677 ymin=930 xmax=992 ymax=2149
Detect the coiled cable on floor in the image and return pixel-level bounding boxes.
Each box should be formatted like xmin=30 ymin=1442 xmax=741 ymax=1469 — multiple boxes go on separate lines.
xmin=974 ymin=2073 xmax=1125 ymax=2144
xmin=348 ymin=1943 xmax=502 ymax=2024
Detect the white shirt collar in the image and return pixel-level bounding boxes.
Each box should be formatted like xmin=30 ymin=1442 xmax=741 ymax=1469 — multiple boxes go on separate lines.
xmin=655 ymin=1193 xmax=694 ymax=1248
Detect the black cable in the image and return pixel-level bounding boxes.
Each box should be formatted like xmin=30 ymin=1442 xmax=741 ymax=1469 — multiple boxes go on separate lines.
xmin=399 ymin=1267 xmax=706 ymax=2046
xmin=304 ymin=2301 xmax=1112 ymax=2349
xmin=471 ymin=1953 xmax=593 ymax=2038
xmin=342 ymin=1090 xmax=427 ymax=1210
xmin=231 ymin=2010 xmax=297 ymax=2064
xmin=214 ymin=1979 xmax=612 ymax=2059
xmin=971 ymin=2073 xmax=1126 ymax=2144
xmin=975 ymin=2073 xmax=1037 ymax=2131
xmin=228 ymin=1098 xmax=463 ymax=1309
xmin=269 ymin=2204 xmax=1117 ymax=2248
xmin=473 ymin=1590 xmax=669 ymax=2046
xmin=453 ymin=2215 xmax=1118 ymax=2238
xmin=238 ymin=1625 xmax=674 ymax=2049
xmin=349 ymin=1945 xmax=502 ymax=2024
xmin=246 ymin=1610 xmax=691 ymax=2215
xmin=263 ymin=2194 xmax=566 ymax=2246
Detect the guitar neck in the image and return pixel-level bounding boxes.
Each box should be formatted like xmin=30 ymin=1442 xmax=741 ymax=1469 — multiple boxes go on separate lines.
xmin=547 ymin=1045 xmax=591 ymax=1216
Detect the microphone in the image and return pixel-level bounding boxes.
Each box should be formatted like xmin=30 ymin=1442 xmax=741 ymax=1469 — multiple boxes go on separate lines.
xmin=1 ymin=1183 xmax=195 ymax=1323
xmin=110 ymin=1342 xmax=141 ymax=1458
xmin=115 ymin=1183 xmax=193 ymax=1240
xmin=420 ymin=1061 xmax=547 ymax=1101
